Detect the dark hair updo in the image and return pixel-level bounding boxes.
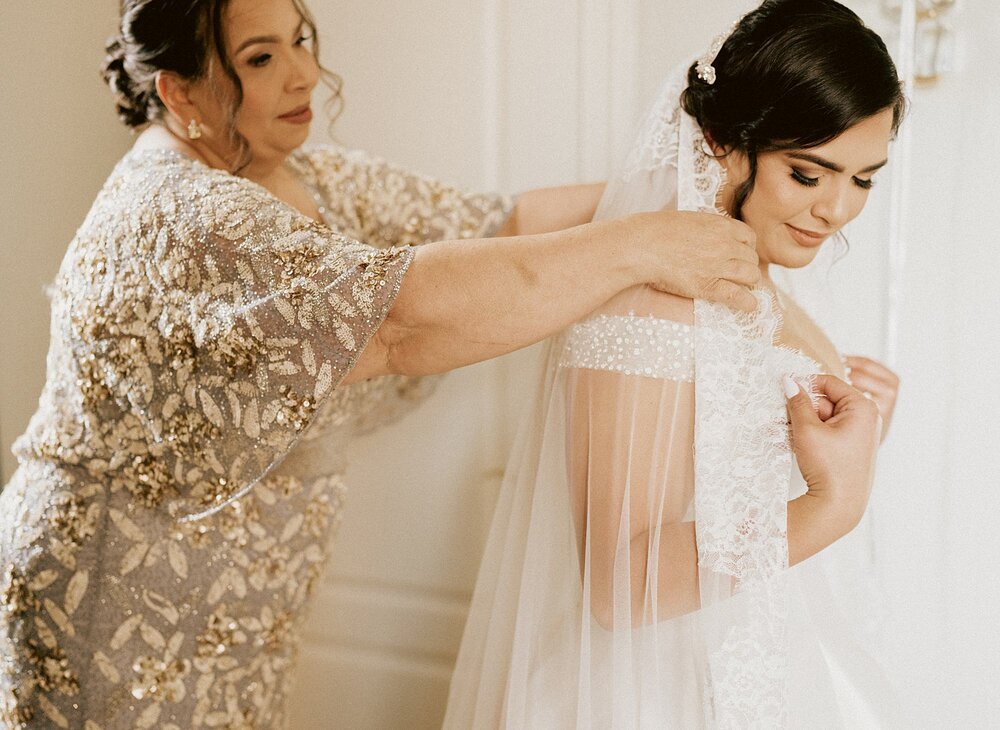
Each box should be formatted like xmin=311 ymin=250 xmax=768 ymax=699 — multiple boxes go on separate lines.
xmin=681 ymin=0 xmax=906 ymax=220
xmin=101 ymin=0 xmax=342 ymax=167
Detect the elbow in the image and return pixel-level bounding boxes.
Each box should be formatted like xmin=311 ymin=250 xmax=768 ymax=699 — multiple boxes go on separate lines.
xmin=343 ymin=316 xmax=399 ymax=384
xmin=589 ymin=583 xmax=649 ymax=631
xmin=589 ymin=587 xmax=615 ymax=632
xmin=370 ymin=305 xmax=433 ymax=378
xmin=587 ymin=558 xmax=642 ymax=631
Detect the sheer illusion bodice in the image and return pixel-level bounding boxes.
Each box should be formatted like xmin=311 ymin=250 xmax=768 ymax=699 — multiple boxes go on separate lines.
xmin=446 ymin=285 xmax=898 ymax=729
xmin=445 ymin=53 xmax=898 ymax=725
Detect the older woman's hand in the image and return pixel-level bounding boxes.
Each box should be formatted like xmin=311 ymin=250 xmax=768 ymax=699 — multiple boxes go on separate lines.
xmin=629 ymin=210 xmax=760 ymax=312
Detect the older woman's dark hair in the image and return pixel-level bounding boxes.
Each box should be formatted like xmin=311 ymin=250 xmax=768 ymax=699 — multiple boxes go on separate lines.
xmin=101 ymin=0 xmax=341 ymax=169
xmin=681 ymin=0 xmax=906 ymax=220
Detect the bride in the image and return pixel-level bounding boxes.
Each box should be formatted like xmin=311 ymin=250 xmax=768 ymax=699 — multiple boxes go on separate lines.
xmin=444 ymin=1 xmax=905 ymax=727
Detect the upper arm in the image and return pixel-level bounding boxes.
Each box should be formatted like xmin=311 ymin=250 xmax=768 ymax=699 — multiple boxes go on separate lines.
xmin=560 ymin=285 xmax=697 ymax=626
xmin=74 ymin=162 xmax=413 ymax=519
xmin=304 ymin=145 xmax=515 ymax=247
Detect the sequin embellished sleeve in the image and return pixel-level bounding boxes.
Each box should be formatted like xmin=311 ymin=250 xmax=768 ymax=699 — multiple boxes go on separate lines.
xmin=294 ymin=145 xmax=516 ymax=248
xmin=279 ymin=146 xmax=514 ymax=436
xmin=64 ymin=151 xmax=413 ymax=520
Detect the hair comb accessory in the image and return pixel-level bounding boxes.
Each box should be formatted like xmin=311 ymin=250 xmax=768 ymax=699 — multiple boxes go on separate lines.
xmin=695 ymin=20 xmax=739 ymax=85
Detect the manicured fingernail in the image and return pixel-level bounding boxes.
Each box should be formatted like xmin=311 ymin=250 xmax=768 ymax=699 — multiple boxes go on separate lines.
xmin=782 ymin=375 xmax=799 ymax=399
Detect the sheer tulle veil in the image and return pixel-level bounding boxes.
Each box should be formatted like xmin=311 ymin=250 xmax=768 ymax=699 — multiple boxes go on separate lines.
xmin=444 ymin=35 xmax=900 ymax=730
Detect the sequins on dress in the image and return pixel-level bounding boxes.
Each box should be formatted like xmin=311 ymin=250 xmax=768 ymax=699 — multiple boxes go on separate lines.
xmin=0 ymin=144 xmax=513 ymax=729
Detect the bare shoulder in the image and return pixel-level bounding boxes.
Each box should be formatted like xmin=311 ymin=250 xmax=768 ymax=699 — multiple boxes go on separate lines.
xmin=598 ymin=285 xmax=694 ymax=326
xmin=775 ymin=293 xmax=845 ymax=377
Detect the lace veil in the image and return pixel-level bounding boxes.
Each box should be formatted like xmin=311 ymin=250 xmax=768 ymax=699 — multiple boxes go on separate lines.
xmin=444 ymin=44 xmax=899 ymax=730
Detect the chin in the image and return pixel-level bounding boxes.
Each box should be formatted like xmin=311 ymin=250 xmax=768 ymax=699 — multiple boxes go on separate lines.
xmin=762 ymin=239 xmax=824 ymax=270
xmin=781 ymin=249 xmax=822 ymax=269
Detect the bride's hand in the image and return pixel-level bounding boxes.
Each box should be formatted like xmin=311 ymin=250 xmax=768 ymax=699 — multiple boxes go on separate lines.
xmin=844 ymin=355 xmax=900 ymax=442
xmin=785 ymin=374 xmax=882 ymax=535
xmin=629 ymin=211 xmax=760 ymax=312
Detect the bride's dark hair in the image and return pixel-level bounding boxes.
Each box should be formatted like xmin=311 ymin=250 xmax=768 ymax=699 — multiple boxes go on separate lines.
xmin=101 ymin=0 xmax=342 ymax=169
xmin=681 ymin=0 xmax=906 ymax=220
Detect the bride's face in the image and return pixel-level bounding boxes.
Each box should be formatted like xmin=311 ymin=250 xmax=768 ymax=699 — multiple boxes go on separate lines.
xmin=720 ymin=108 xmax=895 ymax=270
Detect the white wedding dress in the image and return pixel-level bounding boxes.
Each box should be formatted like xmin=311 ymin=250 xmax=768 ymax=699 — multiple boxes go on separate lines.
xmin=443 ymin=64 xmax=901 ymax=729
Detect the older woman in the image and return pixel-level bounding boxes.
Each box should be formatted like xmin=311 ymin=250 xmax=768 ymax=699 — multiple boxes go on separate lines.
xmin=0 ymin=0 xmax=764 ymax=727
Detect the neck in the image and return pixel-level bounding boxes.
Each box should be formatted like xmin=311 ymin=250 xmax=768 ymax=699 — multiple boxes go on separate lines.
xmin=754 ymin=256 xmax=772 ymax=289
xmin=155 ymin=121 xmax=288 ymax=183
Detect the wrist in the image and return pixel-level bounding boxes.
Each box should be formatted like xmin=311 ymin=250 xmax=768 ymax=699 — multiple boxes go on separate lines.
xmin=617 ymin=213 xmax=657 ymax=288
xmin=787 ymin=493 xmax=854 ymax=566
xmin=587 ymin=215 xmax=647 ymax=290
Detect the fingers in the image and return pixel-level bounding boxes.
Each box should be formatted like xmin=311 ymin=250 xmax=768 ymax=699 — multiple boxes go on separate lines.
xmin=844 ymin=371 xmax=894 ymax=403
xmin=702 ymin=279 xmax=757 ymax=313
xmin=721 ymin=236 xmax=760 ymax=266
xmin=783 ymin=376 xmax=820 ymax=425
xmin=815 ymin=395 xmax=836 ymax=421
xmin=723 ymin=259 xmax=761 ymax=288
xmin=844 ymin=356 xmax=900 ymax=389
xmin=724 ymin=217 xmax=757 ymax=250
xmin=809 ymin=374 xmax=871 ymax=414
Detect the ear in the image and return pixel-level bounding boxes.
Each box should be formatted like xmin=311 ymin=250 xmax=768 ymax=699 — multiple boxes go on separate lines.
xmin=155 ymin=71 xmax=200 ymax=128
xmin=703 ymin=129 xmax=726 ymax=158
xmin=706 ymin=136 xmax=749 ymax=185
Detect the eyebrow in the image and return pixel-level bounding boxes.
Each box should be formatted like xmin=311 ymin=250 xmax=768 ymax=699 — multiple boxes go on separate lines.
xmin=786 ymin=152 xmax=888 ymax=175
xmin=234 ymin=21 xmax=304 ymax=55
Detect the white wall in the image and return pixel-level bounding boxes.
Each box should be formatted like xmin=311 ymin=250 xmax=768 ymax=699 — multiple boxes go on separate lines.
xmin=3 ymin=1 xmax=996 ymax=728
xmin=0 ymin=1 xmax=130 ymax=481
xmin=290 ymin=2 xmax=1000 ymax=727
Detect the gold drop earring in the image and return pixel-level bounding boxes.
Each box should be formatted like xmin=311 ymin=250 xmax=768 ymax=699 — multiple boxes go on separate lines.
xmin=187 ymin=119 xmax=202 ymax=140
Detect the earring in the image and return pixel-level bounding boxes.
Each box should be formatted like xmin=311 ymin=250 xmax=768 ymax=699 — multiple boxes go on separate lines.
xmin=187 ymin=119 xmax=202 ymax=140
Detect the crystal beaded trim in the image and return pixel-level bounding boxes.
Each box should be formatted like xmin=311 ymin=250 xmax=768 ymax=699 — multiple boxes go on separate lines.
xmin=560 ymin=314 xmax=695 ymax=381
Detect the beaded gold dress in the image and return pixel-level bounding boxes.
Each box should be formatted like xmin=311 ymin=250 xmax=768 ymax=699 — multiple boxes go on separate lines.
xmin=0 ymin=145 xmax=512 ymax=729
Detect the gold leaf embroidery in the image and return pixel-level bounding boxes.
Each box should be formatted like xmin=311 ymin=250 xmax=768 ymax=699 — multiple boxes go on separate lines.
xmin=63 ymin=570 xmax=88 ymax=615
xmin=110 ymin=614 xmax=143 ymax=651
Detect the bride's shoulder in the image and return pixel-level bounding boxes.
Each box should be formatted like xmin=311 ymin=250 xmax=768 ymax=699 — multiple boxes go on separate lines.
xmin=596 ymin=286 xmax=694 ymax=327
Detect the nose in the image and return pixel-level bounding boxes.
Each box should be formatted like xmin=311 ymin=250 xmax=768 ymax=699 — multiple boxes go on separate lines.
xmin=811 ymin=181 xmax=855 ymax=230
xmin=287 ymin=51 xmax=319 ymax=94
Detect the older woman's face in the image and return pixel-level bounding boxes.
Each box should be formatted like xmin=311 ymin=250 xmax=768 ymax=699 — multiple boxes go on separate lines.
xmin=720 ymin=107 xmax=895 ymax=270
xmin=196 ymin=0 xmax=320 ymax=165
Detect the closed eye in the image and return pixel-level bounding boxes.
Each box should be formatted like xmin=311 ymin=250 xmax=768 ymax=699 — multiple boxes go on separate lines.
xmin=853 ymin=177 xmax=875 ymax=190
xmin=790 ymin=169 xmax=819 ymax=187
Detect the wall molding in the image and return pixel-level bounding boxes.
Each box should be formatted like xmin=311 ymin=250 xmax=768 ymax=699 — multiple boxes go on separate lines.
xmin=577 ymin=0 xmax=640 ymax=180
xmin=307 ymin=575 xmax=472 ymax=672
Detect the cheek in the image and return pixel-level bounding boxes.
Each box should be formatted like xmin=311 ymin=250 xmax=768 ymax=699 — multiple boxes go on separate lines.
xmin=846 ymin=191 xmax=871 ymax=223
xmin=235 ymin=77 xmax=280 ymax=124
xmin=743 ymin=170 xmax=809 ymax=226
xmin=768 ymin=176 xmax=814 ymax=221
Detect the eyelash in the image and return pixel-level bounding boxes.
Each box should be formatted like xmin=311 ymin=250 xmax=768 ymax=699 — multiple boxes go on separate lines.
xmin=790 ymin=169 xmax=876 ymax=190
xmin=247 ymin=35 xmax=312 ymax=67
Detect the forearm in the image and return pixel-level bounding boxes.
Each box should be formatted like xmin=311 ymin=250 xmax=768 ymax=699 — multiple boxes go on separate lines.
xmin=626 ymin=523 xmax=701 ymax=626
xmin=498 ymin=183 xmax=606 ymax=236
xmin=351 ymin=220 xmax=636 ymax=380
xmin=786 ymin=494 xmax=856 ymax=567
xmin=609 ymin=499 xmax=851 ymax=627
